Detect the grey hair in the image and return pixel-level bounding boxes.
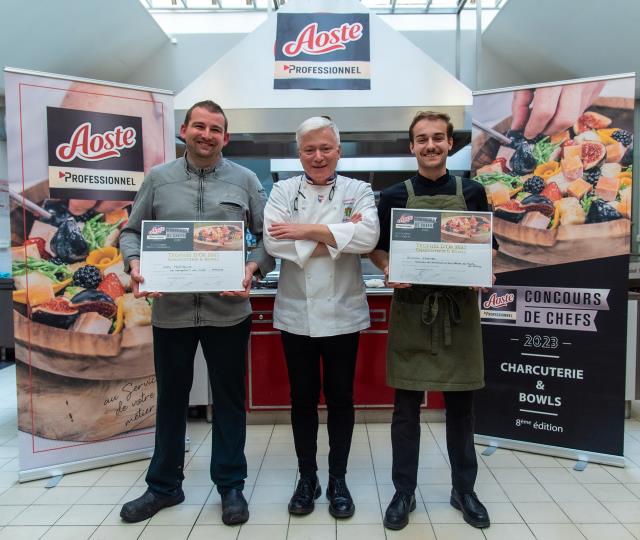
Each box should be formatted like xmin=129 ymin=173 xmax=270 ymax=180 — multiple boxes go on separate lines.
xmin=295 ymin=117 xmax=341 ymax=147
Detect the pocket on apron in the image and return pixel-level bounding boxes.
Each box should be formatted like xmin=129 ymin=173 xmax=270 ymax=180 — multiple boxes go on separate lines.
xmin=387 ymin=297 xmax=429 ymax=362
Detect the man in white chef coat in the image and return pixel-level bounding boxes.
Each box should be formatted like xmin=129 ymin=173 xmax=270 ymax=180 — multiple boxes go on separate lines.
xmin=263 ymin=117 xmax=380 ymax=519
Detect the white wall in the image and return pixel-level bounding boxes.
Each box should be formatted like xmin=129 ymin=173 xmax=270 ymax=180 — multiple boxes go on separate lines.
xmin=125 ymin=33 xmax=246 ymax=94
xmin=477 ymin=44 xmax=535 ymax=91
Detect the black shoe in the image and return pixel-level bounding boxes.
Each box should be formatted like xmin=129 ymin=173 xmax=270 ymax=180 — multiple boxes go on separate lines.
xmin=450 ymin=488 xmax=490 ymax=528
xmin=383 ymin=491 xmax=416 ymax=530
xmin=288 ymin=475 xmax=321 ymax=515
xmin=120 ymin=488 xmax=185 ymax=523
xmin=221 ymin=488 xmax=249 ymax=525
xmin=326 ymin=476 xmax=355 ymax=518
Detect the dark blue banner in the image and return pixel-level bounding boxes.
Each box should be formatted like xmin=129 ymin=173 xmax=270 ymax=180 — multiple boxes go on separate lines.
xmin=274 ymin=13 xmax=370 ymax=90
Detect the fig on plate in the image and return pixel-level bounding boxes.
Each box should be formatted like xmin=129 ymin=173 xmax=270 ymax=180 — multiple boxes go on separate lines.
xmin=70 ymin=289 xmax=117 ymax=319
xmin=31 ymin=297 xmax=79 ymax=329
xmin=509 ymin=143 xmax=537 ymax=175
xmin=494 ymin=200 xmax=526 ymax=223
xmin=521 ymin=194 xmax=555 ymax=217
xmin=573 ymin=111 xmax=612 ymax=134
xmin=585 ymin=199 xmax=622 ymax=224
xmin=581 ymin=141 xmax=606 ymax=170
xmin=50 ymin=218 xmax=89 ymax=263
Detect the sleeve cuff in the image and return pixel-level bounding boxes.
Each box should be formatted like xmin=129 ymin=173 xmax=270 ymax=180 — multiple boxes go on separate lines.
xmin=123 ymin=256 xmax=139 ymax=274
xmin=294 ymin=239 xmax=317 ymax=268
xmin=326 ymin=222 xmax=355 ymax=260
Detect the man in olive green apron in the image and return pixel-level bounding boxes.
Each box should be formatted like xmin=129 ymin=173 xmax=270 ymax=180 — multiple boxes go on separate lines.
xmin=370 ymin=111 xmax=491 ymax=531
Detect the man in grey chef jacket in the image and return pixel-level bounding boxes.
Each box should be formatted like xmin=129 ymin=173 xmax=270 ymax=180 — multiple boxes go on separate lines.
xmin=119 ymin=100 xmax=274 ymax=526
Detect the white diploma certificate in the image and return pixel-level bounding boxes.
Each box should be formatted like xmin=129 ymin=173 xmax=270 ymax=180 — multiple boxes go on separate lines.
xmin=388 ymin=209 xmax=493 ymax=287
xmin=139 ymin=220 xmax=245 ymax=293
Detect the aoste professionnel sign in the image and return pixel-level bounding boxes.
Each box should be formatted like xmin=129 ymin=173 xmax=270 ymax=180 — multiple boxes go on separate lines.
xmin=47 ymin=107 xmax=144 ymax=200
xmin=274 ymin=13 xmax=370 ymax=90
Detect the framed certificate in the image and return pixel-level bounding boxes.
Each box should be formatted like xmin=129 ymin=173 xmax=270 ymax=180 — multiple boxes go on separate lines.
xmin=139 ymin=220 xmax=245 ymax=293
xmin=388 ymin=208 xmax=493 ymax=288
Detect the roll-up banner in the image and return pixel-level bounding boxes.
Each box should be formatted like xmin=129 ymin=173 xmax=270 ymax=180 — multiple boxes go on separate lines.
xmin=471 ymin=74 xmax=635 ymax=466
xmin=4 ymin=68 xmax=175 ymax=481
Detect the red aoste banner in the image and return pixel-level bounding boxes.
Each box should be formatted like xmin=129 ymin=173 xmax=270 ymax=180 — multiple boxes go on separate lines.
xmin=4 ymin=68 xmax=174 ymax=480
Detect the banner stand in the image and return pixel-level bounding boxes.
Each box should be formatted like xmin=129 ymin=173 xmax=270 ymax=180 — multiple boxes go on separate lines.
xmin=4 ymin=68 xmax=176 ymax=482
xmin=19 ymin=448 xmax=154 ymax=483
xmin=18 ymin=437 xmax=191 ymax=483
xmin=471 ymin=73 xmax=636 ymax=466
xmin=475 ymin=435 xmax=626 ymax=468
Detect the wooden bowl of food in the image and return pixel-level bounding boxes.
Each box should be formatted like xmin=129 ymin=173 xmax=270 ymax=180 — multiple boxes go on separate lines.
xmin=472 ymin=97 xmax=633 ymax=271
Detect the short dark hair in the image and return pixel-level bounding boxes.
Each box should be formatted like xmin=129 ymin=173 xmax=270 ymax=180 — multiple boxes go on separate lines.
xmin=183 ymin=100 xmax=228 ymax=132
xmin=409 ymin=111 xmax=454 ymax=142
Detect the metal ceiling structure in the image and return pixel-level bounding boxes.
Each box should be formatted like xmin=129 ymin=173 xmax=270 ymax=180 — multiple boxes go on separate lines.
xmin=140 ymin=0 xmax=506 ymax=14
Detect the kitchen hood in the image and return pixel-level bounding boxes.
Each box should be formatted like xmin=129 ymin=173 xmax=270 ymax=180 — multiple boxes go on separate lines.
xmin=174 ymin=0 xmax=473 ymax=138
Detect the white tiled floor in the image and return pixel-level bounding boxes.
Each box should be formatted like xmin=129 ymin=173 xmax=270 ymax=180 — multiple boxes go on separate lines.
xmin=1 ymin=365 xmax=640 ymax=539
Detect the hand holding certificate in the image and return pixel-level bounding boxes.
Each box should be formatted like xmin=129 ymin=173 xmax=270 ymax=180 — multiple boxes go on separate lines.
xmin=138 ymin=220 xmax=246 ymax=293
xmin=388 ymin=209 xmax=493 ymax=288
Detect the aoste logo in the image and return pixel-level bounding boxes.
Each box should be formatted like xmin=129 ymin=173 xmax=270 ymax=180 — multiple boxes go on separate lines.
xmin=148 ymin=226 xmax=165 ymax=235
xmin=483 ymin=292 xmax=515 ymax=309
xmin=397 ymin=214 xmax=414 ymax=224
xmin=282 ymin=22 xmax=364 ymax=57
xmin=56 ymin=122 xmax=137 ymax=163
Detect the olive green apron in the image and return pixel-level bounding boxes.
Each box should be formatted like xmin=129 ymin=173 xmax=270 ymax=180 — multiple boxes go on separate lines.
xmin=386 ymin=176 xmax=485 ymax=392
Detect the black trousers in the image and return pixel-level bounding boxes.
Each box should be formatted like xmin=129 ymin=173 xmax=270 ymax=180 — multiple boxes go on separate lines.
xmin=146 ymin=317 xmax=251 ymax=497
xmin=391 ymin=389 xmax=478 ymax=495
xmin=280 ymin=330 xmax=359 ymax=479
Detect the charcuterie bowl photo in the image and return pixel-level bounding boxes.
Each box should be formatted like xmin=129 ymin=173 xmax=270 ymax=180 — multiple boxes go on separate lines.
xmin=472 ymin=97 xmax=633 ymax=271
xmin=441 ymin=214 xmax=492 ymax=244
xmin=193 ymin=223 xmax=243 ymax=251
xmin=10 ymin=179 xmax=156 ymax=442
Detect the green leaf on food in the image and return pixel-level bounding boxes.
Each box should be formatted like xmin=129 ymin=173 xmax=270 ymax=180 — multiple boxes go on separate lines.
xmin=581 ymin=194 xmax=594 ymax=215
xmin=12 ymin=257 xmax=72 ymax=283
xmin=532 ymin=137 xmax=561 ymax=165
xmin=473 ymin=172 xmax=522 ymax=189
xmin=82 ymin=214 xmax=123 ymax=252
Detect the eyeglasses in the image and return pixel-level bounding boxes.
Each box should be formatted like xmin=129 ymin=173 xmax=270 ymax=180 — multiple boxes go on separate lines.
xmin=293 ymin=180 xmax=306 ymax=212
xmin=293 ymin=178 xmax=336 ymax=212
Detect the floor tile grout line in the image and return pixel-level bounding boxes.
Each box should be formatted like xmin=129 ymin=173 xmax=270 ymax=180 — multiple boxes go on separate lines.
xmin=184 ymin=484 xmax=215 ymax=540
xmin=246 ymin=423 xmax=276 ymax=540
xmin=364 ymin=422 xmax=391 ymax=540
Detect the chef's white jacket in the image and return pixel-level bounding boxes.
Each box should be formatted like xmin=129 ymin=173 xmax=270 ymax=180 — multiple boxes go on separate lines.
xmin=264 ymin=175 xmax=380 ymax=337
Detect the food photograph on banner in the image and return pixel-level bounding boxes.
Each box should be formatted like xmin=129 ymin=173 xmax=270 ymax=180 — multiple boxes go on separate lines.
xmin=4 ymin=69 xmax=174 ymax=477
xmin=472 ymin=74 xmax=635 ymax=465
